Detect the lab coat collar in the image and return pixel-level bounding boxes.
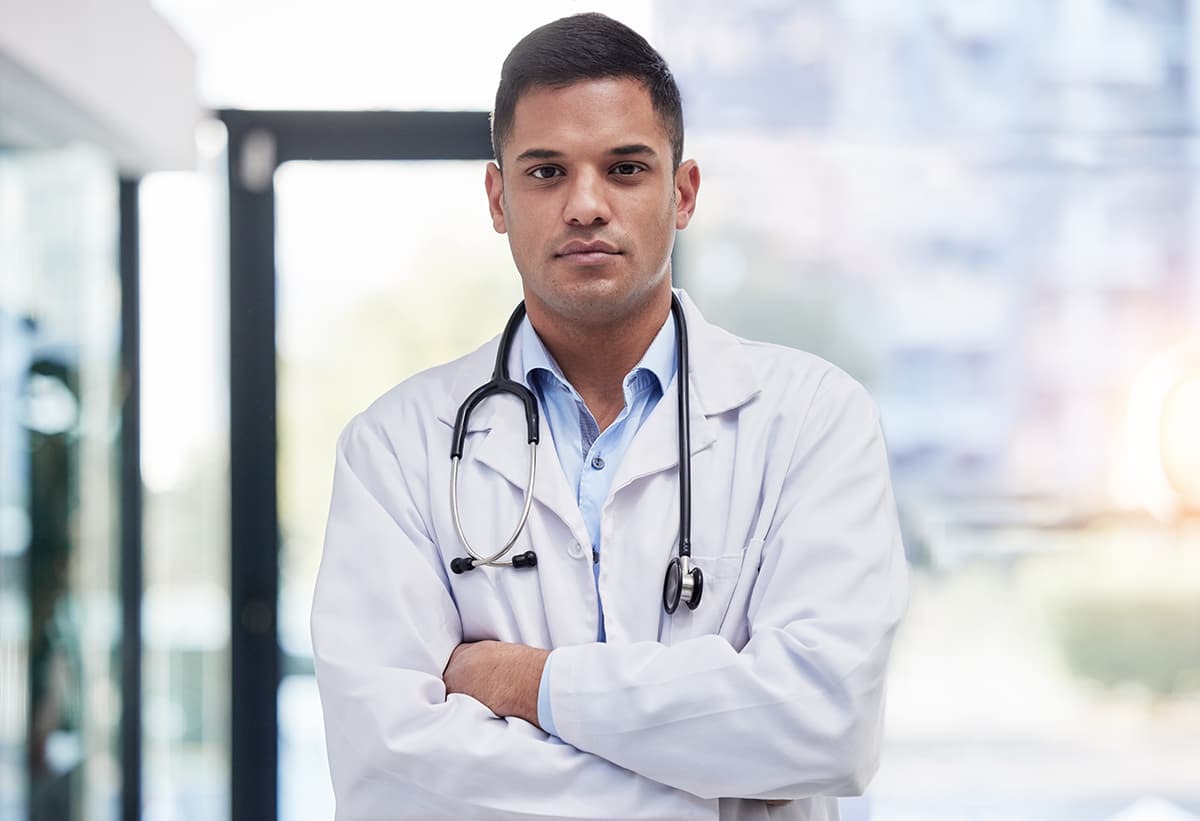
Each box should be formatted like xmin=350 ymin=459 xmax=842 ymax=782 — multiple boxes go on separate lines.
xmin=434 ymin=290 xmax=760 ymax=518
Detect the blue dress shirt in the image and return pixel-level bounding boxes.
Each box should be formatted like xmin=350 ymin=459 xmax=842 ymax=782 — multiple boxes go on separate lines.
xmin=517 ymin=313 xmax=677 ymax=736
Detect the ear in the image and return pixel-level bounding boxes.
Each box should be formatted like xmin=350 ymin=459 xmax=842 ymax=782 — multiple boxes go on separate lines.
xmin=673 ymin=159 xmax=700 ymax=230
xmin=485 ymin=162 xmax=507 ymax=234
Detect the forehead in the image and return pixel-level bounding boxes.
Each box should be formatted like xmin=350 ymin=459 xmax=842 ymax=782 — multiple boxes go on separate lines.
xmin=506 ymin=77 xmax=671 ymax=161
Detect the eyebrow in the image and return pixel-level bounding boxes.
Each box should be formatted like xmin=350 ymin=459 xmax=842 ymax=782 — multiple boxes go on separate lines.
xmin=512 ymin=144 xmax=659 ymax=164
xmin=513 ymin=148 xmax=563 ymax=163
xmin=611 ymin=143 xmax=657 ymax=158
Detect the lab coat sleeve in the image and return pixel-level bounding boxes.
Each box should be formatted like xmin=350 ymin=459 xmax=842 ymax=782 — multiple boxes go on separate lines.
xmin=546 ymin=373 xmax=909 ymax=801
xmin=311 ymin=413 xmax=716 ymax=821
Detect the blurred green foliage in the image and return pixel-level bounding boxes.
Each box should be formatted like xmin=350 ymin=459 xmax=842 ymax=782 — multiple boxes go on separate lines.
xmin=1053 ymin=594 xmax=1200 ymax=696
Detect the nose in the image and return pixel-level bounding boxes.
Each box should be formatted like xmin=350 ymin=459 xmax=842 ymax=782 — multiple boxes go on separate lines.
xmin=562 ymin=168 xmax=611 ymax=226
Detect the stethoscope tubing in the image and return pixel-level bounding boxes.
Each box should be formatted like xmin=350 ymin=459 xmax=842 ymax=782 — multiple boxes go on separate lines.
xmin=671 ymin=294 xmax=692 ymax=560
xmin=449 ymin=293 xmax=701 ymax=612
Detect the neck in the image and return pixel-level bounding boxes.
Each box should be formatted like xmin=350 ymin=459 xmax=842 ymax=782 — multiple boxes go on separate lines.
xmin=527 ymin=288 xmax=672 ymax=431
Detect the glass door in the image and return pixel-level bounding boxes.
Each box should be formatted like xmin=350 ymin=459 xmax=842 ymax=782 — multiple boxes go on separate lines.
xmin=273 ymin=159 xmax=520 ymax=819
xmin=221 ymin=110 xmax=512 ymax=821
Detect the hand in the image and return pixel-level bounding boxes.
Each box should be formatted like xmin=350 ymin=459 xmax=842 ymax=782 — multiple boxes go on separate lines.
xmin=764 ymin=800 xmax=792 ymax=807
xmin=442 ymin=640 xmax=549 ymax=728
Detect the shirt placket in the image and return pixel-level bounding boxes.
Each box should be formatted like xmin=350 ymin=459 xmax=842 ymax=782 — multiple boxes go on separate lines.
xmin=577 ymin=375 xmax=649 ymax=641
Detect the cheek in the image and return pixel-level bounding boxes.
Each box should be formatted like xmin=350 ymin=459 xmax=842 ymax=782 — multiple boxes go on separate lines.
xmin=504 ymin=197 xmax=548 ymax=239
xmin=506 ymin=217 xmax=537 ymax=254
xmin=501 ymin=215 xmax=546 ymax=272
xmin=645 ymin=193 xmax=677 ymax=241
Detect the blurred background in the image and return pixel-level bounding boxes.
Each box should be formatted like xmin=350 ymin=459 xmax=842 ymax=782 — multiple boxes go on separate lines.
xmin=2 ymin=1 xmax=1199 ymax=820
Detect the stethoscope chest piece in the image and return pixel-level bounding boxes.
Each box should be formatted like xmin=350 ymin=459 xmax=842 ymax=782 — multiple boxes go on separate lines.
xmin=663 ymin=555 xmax=703 ymax=614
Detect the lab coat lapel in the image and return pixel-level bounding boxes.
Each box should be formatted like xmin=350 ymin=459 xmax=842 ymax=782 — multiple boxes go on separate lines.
xmin=610 ymin=371 xmax=714 ymax=489
xmin=610 ymin=291 xmax=759 ymax=492
xmin=470 ymin=404 xmax=585 ymax=536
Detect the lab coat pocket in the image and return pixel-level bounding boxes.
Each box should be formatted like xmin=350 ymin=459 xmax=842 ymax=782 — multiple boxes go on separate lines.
xmin=663 ymin=539 xmax=764 ymax=647
xmin=717 ymin=537 xmax=766 ymax=650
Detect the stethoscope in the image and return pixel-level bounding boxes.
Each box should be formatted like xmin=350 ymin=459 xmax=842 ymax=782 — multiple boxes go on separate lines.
xmin=448 ymin=292 xmax=703 ymax=614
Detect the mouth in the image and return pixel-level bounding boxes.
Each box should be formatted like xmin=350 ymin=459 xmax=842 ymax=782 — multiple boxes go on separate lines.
xmin=555 ymin=240 xmax=622 ymax=266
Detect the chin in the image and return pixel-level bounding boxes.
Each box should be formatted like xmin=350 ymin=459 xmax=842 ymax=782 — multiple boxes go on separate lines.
xmin=544 ymin=282 xmax=666 ymax=327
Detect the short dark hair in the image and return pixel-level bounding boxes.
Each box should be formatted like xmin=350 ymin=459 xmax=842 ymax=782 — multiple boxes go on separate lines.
xmin=491 ymin=13 xmax=684 ymax=170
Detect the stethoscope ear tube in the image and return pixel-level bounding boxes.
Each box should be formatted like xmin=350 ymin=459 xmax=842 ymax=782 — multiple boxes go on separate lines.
xmin=449 ymin=443 xmax=538 ymax=572
xmin=449 ymin=302 xmax=541 ymax=575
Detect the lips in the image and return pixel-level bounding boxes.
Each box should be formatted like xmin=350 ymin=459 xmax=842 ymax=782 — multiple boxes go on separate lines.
xmin=556 ymin=240 xmax=620 ymax=258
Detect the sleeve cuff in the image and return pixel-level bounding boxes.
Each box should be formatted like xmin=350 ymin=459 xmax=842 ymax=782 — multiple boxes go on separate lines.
xmin=537 ymin=650 xmax=558 ymax=737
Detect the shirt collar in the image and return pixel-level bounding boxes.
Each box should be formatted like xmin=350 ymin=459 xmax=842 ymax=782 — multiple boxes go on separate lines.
xmin=438 ymin=290 xmax=762 ymax=434
xmin=517 ymin=309 xmax=677 ymax=398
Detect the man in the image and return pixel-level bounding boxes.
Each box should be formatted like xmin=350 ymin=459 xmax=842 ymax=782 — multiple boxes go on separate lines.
xmin=312 ymin=13 xmax=907 ymax=821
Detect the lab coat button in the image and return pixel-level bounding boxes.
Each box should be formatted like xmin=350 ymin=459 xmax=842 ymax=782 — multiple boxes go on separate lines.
xmin=567 ymin=541 xmax=586 ymax=559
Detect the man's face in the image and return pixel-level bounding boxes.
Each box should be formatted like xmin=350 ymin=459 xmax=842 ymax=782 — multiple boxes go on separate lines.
xmin=485 ymin=77 xmax=699 ymax=327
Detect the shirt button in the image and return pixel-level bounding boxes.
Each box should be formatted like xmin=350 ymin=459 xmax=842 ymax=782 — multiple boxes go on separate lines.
xmin=591 ymin=455 xmax=605 ymax=470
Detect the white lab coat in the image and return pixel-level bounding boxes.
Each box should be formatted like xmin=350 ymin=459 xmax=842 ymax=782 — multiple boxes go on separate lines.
xmin=311 ymin=290 xmax=908 ymax=821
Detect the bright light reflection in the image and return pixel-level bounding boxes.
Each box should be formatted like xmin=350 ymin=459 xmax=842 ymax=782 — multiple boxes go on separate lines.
xmin=1118 ymin=341 xmax=1200 ymax=520
xmin=1161 ymin=374 xmax=1200 ymax=509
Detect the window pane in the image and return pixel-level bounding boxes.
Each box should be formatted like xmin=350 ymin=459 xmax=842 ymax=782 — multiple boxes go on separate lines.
xmin=0 ymin=145 xmax=123 ymax=821
xmin=139 ymin=152 xmax=232 ymax=821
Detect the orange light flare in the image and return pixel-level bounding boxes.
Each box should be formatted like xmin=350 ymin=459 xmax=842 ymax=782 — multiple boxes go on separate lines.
xmin=1117 ymin=341 xmax=1200 ymax=520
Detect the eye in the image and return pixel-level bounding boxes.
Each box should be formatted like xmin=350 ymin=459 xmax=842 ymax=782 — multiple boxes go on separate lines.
xmin=611 ymin=162 xmax=644 ymax=176
xmin=528 ymin=166 xmax=563 ymax=180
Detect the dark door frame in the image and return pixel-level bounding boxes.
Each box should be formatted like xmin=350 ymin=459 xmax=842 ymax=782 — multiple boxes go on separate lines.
xmin=118 ymin=177 xmax=143 ymax=821
xmin=218 ymin=110 xmax=493 ymax=821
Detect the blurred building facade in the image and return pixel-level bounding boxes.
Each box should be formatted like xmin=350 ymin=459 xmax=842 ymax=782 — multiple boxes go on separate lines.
xmin=660 ymin=0 xmax=1200 ymax=540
